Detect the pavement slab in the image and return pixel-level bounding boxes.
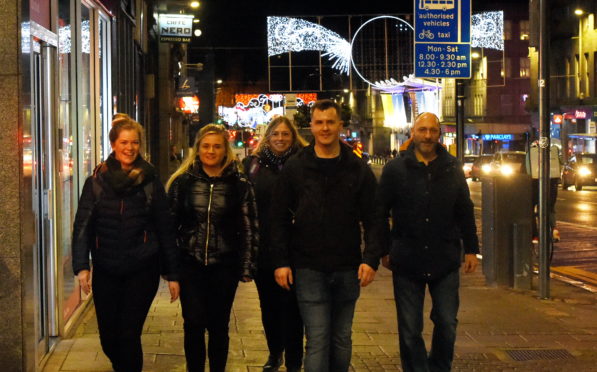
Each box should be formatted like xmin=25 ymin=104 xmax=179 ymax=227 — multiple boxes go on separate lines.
xmin=42 ymin=265 xmax=597 ymax=372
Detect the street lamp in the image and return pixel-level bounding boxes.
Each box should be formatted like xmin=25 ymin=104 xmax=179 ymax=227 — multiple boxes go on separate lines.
xmin=190 ymin=1 xmax=200 ymax=8
xmin=575 ymin=9 xmax=583 ymax=99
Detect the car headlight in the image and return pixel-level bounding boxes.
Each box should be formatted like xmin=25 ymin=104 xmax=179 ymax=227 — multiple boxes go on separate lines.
xmin=578 ymin=166 xmax=592 ymax=176
xmin=482 ymin=164 xmax=492 ymax=174
xmin=501 ymin=164 xmax=514 ymax=176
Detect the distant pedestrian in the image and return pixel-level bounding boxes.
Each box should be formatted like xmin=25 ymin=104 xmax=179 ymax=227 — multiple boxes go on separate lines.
xmin=242 ymin=116 xmax=308 ymax=372
xmin=168 ymin=144 xmax=182 ymax=176
xmin=377 ymin=112 xmax=479 ymax=372
xmin=270 ymin=99 xmax=387 ymax=372
xmin=72 ymin=113 xmax=180 ymax=372
xmin=167 ymin=124 xmax=258 ymax=372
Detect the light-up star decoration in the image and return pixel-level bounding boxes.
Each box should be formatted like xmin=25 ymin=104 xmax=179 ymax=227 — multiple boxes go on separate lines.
xmin=267 ymin=16 xmax=351 ymax=74
xmin=267 ymin=13 xmax=505 ymax=89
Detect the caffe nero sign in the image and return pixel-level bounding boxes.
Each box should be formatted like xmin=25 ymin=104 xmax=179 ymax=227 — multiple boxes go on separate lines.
xmin=159 ymin=14 xmax=194 ymax=43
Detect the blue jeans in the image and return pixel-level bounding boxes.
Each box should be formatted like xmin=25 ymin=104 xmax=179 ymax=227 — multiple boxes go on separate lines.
xmin=392 ymin=270 xmax=460 ymax=372
xmin=295 ymin=268 xmax=360 ymax=372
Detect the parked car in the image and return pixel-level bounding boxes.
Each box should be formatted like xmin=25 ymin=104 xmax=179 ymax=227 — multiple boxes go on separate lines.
xmin=491 ymin=151 xmax=527 ymax=176
xmin=462 ymin=155 xmax=478 ymax=178
xmin=561 ymin=153 xmax=597 ymax=191
xmin=470 ymin=154 xmax=494 ymax=181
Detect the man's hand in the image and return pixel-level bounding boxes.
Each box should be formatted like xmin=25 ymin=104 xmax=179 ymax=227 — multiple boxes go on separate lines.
xmin=381 ymin=255 xmax=391 ymax=270
xmin=274 ymin=267 xmax=293 ymax=290
xmin=168 ymin=281 xmax=180 ymax=303
xmin=358 ymin=263 xmax=376 ymax=287
xmin=463 ymin=253 xmax=478 ymax=274
xmin=77 ymin=270 xmax=91 ymax=295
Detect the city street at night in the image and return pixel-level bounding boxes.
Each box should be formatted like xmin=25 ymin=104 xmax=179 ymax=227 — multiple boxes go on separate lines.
xmin=4 ymin=0 xmax=597 ymax=370
xmin=468 ymin=179 xmax=597 ymax=286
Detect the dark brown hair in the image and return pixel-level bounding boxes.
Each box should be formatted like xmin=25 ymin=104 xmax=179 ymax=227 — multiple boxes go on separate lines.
xmin=109 ymin=113 xmax=144 ymax=144
xmin=310 ymin=99 xmax=341 ymax=119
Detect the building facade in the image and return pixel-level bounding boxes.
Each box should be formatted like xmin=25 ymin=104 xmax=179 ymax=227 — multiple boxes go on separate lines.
xmin=442 ymin=3 xmax=532 ymax=155
xmin=0 ymin=0 xmax=160 ymax=369
xmin=528 ymin=0 xmax=597 ymax=161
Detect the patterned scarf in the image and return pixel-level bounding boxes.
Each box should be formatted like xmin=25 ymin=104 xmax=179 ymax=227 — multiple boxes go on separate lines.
xmin=97 ymin=153 xmax=155 ymax=196
xmin=262 ymin=146 xmax=294 ymax=168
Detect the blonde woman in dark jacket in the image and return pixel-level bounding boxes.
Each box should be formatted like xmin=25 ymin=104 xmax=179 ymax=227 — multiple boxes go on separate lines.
xmin=167 ymin=124 xmax=258 ymax=372
xmin=242 ymin=116 xmax=307 ymax=372
xmin=72 ymin=114 xmax=180 ymax=372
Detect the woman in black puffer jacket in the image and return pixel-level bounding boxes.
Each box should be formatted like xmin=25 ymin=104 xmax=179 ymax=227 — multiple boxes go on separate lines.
xmin=72 ymin=114 xmax=180 ymax=372
xmin=167 ymin=124 xmax=258 ymax=372
xmin=242 ymin=116 xmax=307 ymax=372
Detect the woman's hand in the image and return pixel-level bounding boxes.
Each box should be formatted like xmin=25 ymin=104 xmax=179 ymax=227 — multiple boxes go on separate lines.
xmin=168 ymin=281 xmax=180 ymax=303
xmin=77 ymin=270 xmax=92 ymax=294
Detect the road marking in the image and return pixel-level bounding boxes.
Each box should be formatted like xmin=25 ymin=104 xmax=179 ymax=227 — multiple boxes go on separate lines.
xmin=551 ymin=266 xmax=597 ymax=287
xmin=558 ymin=198 xmax=597 ymax=205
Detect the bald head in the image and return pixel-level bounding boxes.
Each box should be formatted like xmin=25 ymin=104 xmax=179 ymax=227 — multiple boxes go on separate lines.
xmin=411 ymin=112 xmax=441 ymax=160
xmin=414 ymin=112 xmax=441 ymax=130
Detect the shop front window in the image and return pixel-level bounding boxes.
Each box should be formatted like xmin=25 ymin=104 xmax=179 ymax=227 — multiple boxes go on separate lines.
xmin=57 ymin=0 xmax=79 ymax=324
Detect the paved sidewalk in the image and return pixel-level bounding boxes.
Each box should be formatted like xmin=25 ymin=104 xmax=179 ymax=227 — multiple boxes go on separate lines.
xmin=43 ymin=265 xmax=597 ymax=372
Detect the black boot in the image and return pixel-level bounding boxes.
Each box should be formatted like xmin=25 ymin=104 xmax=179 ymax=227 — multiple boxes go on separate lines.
xmin=262 ymin=353 xmax=283 ymax=372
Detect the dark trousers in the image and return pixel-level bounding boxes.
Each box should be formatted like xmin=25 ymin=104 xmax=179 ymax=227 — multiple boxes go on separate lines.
xmin=392 ymin=270 xmax=460 ymax=372
xmin=294 ymin=268 xmax=360 ymax=372
xmin=180 ymin=260 xmax=239 ymax=372
xmin=255 ymin=267 xmax=304 ymax=368
xmin=92 ymin=262 xmax=160 ymax=372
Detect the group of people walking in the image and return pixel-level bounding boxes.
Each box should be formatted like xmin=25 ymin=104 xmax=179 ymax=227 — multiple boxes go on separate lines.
xmin=72 ymin=100 xmax=479 ymax=372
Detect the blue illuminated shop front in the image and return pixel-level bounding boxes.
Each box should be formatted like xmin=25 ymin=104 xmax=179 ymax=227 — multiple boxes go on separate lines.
xmin=467 ymin=132 xmax=527 ymax=154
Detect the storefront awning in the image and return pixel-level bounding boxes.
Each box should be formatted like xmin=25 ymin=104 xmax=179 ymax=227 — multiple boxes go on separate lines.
xmin=568 ymin=133 xmax=597 ymax=139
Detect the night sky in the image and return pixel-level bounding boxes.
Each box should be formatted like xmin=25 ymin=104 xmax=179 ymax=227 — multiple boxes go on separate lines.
xmin=192 ymin=0 xmax=522 ymax=47
xmin=188 ymin=0 xmax=524 ymax=84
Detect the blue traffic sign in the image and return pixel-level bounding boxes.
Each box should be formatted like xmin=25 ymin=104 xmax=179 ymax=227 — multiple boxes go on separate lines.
xmin=414 ymin=0 xmax=471 ymax=78
xmin=415 ymin=43 xmax=470 ymax=78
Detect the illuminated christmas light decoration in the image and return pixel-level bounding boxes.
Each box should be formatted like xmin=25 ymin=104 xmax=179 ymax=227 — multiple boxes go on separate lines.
xmin=21 ymin=22 xmax=30 ymax=54
xmin=267 ymin=16 xmax=351 ymax=74
xmin=471 ymin=11 xmax=504 ymax=51
xmin=58 ymin=20 xmax=90 ymax=54
xmin=267 ymin=13 xmax=502 ymax=89
xmin=58 ymin=25 xmax=70 ymax=54
xmin=351 ymin=16 xmax=414 ymax=89
xmin=221 ymin=93 xmax=317 ymax=128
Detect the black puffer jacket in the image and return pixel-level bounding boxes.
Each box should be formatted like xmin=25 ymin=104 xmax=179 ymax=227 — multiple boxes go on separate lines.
xmin=377 ymin=143 xmax=479 ymax=280
xmin=168 ymin=161 xmax=258 ymax=278
xmin=242 ymin=151 xmax=295 ymax=269
xmin=270 ymin=143 xmax=387 ymax=272
xmin=72 ymin=154 xmax=180 ymax=279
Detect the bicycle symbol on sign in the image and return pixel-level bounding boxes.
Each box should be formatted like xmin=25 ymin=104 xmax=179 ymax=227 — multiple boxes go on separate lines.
xmin=418 ymin=29 xmax=435 ymax=40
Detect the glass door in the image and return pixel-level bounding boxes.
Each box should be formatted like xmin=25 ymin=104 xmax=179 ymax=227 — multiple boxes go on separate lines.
xmin=32 ymin=42 xmax=59 ymax=361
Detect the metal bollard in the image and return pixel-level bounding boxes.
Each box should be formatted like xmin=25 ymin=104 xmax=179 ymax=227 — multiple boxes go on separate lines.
xmin=513 ymin=222 xmax=532 ymax=290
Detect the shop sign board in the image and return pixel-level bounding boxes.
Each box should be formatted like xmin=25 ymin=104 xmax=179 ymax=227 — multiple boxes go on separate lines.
xmin=159 ymin=14 xmax=194 ymax=43
xmin=414 ymin=0 xmax=471 ymax=78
